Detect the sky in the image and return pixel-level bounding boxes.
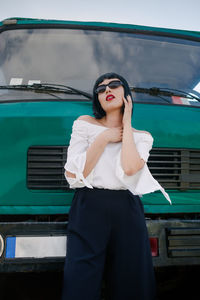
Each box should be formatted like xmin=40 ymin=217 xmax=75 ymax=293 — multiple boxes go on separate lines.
xmin=0 ymin=0 xmax=200 ymax=31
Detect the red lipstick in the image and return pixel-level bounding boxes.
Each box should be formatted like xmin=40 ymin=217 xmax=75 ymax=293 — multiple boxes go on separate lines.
xmin=106 ymin=94 xmax=115 ymax=101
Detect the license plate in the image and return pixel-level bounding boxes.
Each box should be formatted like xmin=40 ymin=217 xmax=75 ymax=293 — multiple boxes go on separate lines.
xmin=5 ymin=236 xmax=67 ymax=258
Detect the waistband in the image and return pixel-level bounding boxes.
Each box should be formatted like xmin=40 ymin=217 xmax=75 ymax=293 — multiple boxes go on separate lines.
xmin=76 ymin=186 xmax=128 ymax=192
xmin=74 ymin=186 xmax=140 ymax=199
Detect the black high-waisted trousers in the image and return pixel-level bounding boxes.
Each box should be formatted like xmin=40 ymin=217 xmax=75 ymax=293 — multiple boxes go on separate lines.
xmin=61 ymin=187 xmax=156 ymax=300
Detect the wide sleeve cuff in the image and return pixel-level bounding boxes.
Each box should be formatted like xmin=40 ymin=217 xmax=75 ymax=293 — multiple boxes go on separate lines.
xmin=64 ymin=152 xmax=94 ymax=188
xmin=64 ymin=120 xmax=94 ymax=189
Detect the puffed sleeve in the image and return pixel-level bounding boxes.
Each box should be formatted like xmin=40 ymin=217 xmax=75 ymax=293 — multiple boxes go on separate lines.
xmin=136 ymin=133 xmax=153 ymax=163
xmin=115 ymin=133 xmax=153 ymax=187
xmin=115 ymin=133 xmax=172 ymax=204
xmin=64 ymin=120 xmax=94 ymax=189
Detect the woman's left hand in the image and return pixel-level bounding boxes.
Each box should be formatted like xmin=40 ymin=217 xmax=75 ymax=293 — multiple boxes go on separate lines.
xmin=122 ymin=95 xmax=132 ymax=126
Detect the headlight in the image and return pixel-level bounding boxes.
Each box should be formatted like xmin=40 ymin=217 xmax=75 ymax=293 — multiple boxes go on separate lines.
xmin=0 ymin=235 xmax=4 ymax=257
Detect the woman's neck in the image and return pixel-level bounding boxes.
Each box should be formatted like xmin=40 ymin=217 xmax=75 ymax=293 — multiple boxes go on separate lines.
xmin=100 ymin=112 xmax=123 ymax=128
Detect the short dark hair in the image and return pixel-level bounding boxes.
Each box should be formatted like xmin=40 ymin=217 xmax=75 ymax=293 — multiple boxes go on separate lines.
xmin=92 ymin=72 xmax=134 ymax=119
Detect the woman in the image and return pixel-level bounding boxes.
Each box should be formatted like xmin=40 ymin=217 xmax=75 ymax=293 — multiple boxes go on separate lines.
xmin=61 ymin=72 xmax=172 ymax=300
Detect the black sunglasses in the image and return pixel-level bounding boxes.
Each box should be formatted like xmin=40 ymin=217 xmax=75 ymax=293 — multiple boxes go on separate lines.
xmin=95 ymin=80 xmax=123 ymax=94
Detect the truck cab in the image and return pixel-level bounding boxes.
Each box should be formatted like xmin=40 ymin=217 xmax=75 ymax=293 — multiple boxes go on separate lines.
xmin=0 ymin=17 xmax=200 ymax=273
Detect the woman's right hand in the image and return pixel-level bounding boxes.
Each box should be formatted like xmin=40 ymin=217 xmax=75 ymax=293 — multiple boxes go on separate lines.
xmin=102 ymin=127 xmax=123 ymax=143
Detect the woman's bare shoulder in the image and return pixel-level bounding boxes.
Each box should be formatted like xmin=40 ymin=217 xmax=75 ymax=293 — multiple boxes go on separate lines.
xmin=77 ymin=115 xmax=99 ymax=125
xmin=77 ymin=115 xmax=92 ymax=121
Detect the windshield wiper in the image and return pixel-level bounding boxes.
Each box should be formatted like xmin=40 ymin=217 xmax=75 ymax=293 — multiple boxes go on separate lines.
xmin=34 ymin=83 xmax=92 ymax=100
xmin=0 ymin=83 xmax=92 ymax=100
xmin=130 ymin=86 xmax=200 ymax=103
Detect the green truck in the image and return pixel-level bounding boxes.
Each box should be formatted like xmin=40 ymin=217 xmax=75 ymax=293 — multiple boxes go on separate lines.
xmin=0 ymin=17 xmax=200 ymax=274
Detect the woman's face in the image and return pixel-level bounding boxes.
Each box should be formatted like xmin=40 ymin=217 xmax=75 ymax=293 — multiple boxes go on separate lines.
xmin=97 ymin=78 xmax=125 ymax=114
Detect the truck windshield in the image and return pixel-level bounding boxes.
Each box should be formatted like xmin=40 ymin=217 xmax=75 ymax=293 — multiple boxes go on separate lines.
xmin=0 ymin=28 xmax=200 ymax=106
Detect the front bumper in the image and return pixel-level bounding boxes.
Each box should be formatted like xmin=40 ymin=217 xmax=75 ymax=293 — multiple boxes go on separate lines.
xmin=1 ymin=219 xmax=200 ymax=272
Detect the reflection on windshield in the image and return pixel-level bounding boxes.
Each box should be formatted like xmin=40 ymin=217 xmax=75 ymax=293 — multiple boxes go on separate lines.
xmin=0 ymin=28 xmax=200 ymax=106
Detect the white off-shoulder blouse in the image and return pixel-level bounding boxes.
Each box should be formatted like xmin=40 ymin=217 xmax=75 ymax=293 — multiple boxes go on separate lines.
xmin=64 ymin=119 xmax=172 ymax=205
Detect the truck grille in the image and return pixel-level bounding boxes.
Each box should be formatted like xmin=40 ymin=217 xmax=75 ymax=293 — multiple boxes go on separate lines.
xmin=149 ymin=148 xmax=200 ymax=191
xmin=27 ymin=146 xmax=68 ymax=190
xmin=167 ymin=227 xmax=200 ymax=257
xmin=27 ymin=146 xmax=200 ymax=190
